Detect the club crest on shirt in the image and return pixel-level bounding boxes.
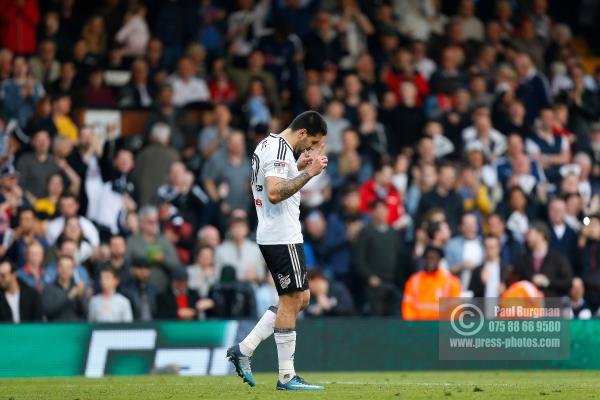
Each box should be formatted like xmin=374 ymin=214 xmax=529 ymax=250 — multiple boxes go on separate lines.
xmin=273 ymin=161 xmax=287 ymax=175
xmin=278 ymin=274 xmax=291 ymax=289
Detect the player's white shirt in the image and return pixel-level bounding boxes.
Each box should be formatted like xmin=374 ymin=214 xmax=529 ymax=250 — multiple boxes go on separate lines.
xmin=252 ymin=133 xmax=303 ymax=245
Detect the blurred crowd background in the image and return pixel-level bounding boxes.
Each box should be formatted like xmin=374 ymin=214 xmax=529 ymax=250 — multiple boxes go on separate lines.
xmin=1 ymin=0 xmax=600 ymax=323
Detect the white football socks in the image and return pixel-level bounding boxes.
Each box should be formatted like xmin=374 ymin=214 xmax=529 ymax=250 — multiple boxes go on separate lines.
xmin=274 ymin=328 xmax=296 ymax=384
xmin=239 ymin=306 xmax=277 ymax=356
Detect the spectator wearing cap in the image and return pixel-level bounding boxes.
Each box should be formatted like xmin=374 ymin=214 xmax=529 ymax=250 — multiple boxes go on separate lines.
xmin=402 ymin=245 xmax=462 ymax=320
xmin=125 ymin=206 xmax=180 ymax=292
xmin=514 ymin=221 xmax=573 ymax=297
xmin=305 ymin=269 xmax=355 ymax=318
xmin=131 ymin=122 xmax=180 ymax=206
xmin=353 ymin=199 xmax=405 ymax=316
xmin=16 ymin=130 xmax=60 ymax=199
xmin=0 ymin=260 xmax=43 ymax=323
xmin=214 ymin=216 xmax=265 ymax=285
xmin=42 ymin=255 xmax=87 ymax=321
xmin=120 ymin=257 xmax=158 ymax=321
xmin=88 ymin=267 xmax=133 ymax=323
xmin=157 ymin=266 xmax=214 ymax=320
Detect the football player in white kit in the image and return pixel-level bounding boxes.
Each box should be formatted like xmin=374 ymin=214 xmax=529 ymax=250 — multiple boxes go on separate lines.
xmin=227 ymin=111 xmax=328 ymax=390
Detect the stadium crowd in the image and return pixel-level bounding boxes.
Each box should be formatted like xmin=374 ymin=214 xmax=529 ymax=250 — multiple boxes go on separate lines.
xmin=1 ymin=0 xmax=600 ymax=323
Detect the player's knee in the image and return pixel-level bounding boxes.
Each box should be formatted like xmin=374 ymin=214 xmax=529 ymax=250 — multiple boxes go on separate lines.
xmin=280 ymin=291 xmax=303 ymax=311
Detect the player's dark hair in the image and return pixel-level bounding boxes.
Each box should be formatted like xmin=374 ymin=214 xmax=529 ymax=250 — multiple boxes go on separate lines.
xmin=289 ymin=111 xmax=327 ymax=136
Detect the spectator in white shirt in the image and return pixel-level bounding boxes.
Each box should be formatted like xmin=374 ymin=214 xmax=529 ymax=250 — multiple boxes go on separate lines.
xmin=215 ymin=216 xmax=266 ymax=285
xmin=46 ymin=193 xmax=100 ymax=247
xmin=88 ymin=267 xmax=133 ymax=323
xmin=115 ymin=4 xmax=150 ymax=58
xmin=457 ymin=0 xmax=484 ymax=42
xmin=167 ymin=57 xmax=210 ymax=106
xmin=462 ymin=106 xmax=507 ymax=161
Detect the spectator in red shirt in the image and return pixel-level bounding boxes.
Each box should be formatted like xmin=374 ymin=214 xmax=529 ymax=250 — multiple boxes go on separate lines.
xmin=359 ymin=163 xmax=404 ymax=228
xmin=209 ymin=58 xmax=238 ymax=105
xmin=81 ymin=68 xmax=116 ymax=108
xmin=0 ymin=0 xmax=40 ymax=55
xmin=385 ymin=48 xmax=429 ymax=107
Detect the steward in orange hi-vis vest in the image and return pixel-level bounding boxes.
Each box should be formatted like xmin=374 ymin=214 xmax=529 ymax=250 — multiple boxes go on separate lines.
xmin=402 ymin=246 xmax=462 ymax=320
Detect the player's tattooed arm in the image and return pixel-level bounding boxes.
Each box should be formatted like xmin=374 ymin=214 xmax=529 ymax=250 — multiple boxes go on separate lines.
xmin=266 ymin=172 xmax=311 ymax=204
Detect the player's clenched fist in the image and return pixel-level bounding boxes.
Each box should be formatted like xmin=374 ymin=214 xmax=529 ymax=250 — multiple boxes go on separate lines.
xmin=307 ymin=155 xmax=328 ymax=177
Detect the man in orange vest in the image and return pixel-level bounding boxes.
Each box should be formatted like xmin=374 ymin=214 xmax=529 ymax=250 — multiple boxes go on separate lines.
xmin=402 ymin=246 xmax=462 ymax=320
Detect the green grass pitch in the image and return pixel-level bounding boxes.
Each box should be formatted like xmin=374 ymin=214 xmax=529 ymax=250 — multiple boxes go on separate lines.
xmin=1 ymin=371 xmax=598 ymax=399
